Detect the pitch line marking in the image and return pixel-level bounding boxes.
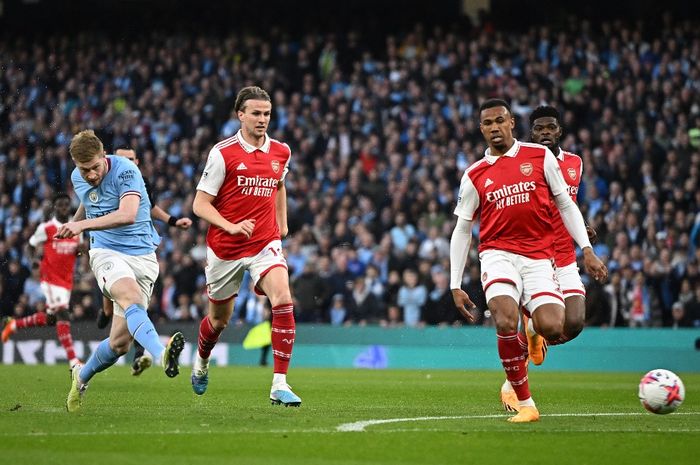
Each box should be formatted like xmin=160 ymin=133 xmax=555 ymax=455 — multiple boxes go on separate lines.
xmin=336 ymin=411 xmax=700 ymax=432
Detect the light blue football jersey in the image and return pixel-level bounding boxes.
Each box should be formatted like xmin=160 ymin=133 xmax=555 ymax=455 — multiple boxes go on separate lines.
xmin=72 ymin=155 xmax=160 ymax=255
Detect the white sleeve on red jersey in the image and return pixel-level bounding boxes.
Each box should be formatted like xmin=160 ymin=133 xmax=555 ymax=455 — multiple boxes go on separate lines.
xmin=196 ymin=147 xmax=226 ymax=196
xmin=450 ymin=217 xmax=473 ymax=289
xmin=543 ymin=148 xmax=568 ymax=196
xmin=453 ymin=170 xmax=479 ymax=221
xmin=280 ymin=143 xmax=291 ymax=183
xmin=28 ymin=222 xmax=47 ymax=247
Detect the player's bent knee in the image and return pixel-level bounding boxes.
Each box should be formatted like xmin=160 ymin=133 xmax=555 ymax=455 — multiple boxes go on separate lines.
xmin=565 ymin=321 xmax=584 ymax=340
xmin=45 ymin=312 xmax=58 ymax=326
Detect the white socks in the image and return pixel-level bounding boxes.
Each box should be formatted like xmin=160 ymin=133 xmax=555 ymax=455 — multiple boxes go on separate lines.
xmin=193 ymin=355 xmax=209 ymax=375
xmin=272 ymin=373 xmax=287 ymax=387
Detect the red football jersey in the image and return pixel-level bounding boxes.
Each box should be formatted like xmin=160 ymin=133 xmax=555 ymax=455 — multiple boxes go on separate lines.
xmin=197 ymin=131 xmax=291 ymax=260
xmin=28 ymin=219 xmax=80 ymax=290
xmin=454 ymin=141 xmax=569 ymax=260
xmin=550 ymin=150 xmax=583 ymax=267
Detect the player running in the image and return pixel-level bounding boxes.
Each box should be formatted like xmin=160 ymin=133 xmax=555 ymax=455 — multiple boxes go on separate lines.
xmin=2 ymin=193 xmax=82 ymax=368
xmin=500 ymin=105 xmax=598 ymax=412
xmin=450 ymin=99 xmax=607 ymax=422
xmin=191 ymin=86 xmax=301 ymax=406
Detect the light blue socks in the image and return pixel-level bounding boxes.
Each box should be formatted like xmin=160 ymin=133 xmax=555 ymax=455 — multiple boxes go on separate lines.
xmin=79 ymin=338 xmax=119 ymax=383
xmin=125 ymin=304 xmax=165 ymax=361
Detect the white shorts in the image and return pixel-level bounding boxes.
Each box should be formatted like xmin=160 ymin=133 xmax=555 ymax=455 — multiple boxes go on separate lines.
xmin=40 ymin=282 xmax=71 ymax=312
xmin=479 ymin=249 xmax=564 ymax=315
xmin=556 ymin=262 xmax=586 ymax=298
xmin=205 ymin=240 xmax=288 ymax=302
xmin=89 ymin=248 xmax=159 ymax=318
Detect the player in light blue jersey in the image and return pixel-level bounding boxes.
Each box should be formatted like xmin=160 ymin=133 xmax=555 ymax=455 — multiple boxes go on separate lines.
xmin=56 ymin=129 xmax=185 ymax=413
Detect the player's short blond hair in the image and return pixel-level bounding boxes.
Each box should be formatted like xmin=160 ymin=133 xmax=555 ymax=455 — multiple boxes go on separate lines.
xmin=69 ymin=129 xmax=104 ymax=163
xmin=234 ymin=86 xmax=271 ymax=113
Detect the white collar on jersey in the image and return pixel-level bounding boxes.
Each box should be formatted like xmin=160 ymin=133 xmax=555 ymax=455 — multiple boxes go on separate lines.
xmin=236 ymin=129 xmax=271 ymax=154
xmin=484 ymin=138 xmax=519 ymax=164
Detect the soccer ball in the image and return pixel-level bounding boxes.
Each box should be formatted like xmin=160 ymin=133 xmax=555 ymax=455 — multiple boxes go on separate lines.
xmin=638 ymin=369 xmax=685 ymax=414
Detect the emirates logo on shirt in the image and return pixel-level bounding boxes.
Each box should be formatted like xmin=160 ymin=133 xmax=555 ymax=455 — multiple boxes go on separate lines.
xmin=520 ymin=163 xmax=533 ymax=176
xmin=271 ymin=160 xmax=280 ymax=173
xmin=568 ymin=167 xmax=577 ymax=180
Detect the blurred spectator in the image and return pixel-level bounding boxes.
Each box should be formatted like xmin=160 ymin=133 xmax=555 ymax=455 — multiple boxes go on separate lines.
xmin=329 ymin=293 xmax=348 ymax=326
xmin=397 ymin=269 xmax=427 ymax=327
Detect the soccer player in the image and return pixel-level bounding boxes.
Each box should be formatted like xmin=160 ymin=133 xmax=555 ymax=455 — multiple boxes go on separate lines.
xmin=58 ymin=129 xmax=185 ymax=412
xmin=1 ymin=193 xmax=82 ymax=368
xmin=527 ymin=106 xmax=596 ymax=357
xmin=96 ymin=147 xmax=192 ymax=376
xmin=501 ymin=105 xmax=597 ymax=412
xmin=191 ymin=86 xmax=301 ymax=406
xmin=450 ymin=99 xmax=607 ymax=422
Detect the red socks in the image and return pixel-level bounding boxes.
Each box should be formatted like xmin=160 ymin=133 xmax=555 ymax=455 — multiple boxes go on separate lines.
xmin=15 ymin=312 xmax=47 ymax=328
xmin=56 ymin=321 xmax=77 ymax=362
xmin=271 ymin=303 xmax=295 ymax=374
xmin=497 ymin=332 xmax=531 ymax=401
xmin=197 ymin=315 xmax=223 ymax=359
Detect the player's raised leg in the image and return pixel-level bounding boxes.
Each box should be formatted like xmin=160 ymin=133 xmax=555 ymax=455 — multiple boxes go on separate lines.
xmin=549 ymin=264 xmax=586 ymax=346
xmin=2 ymin=313 xmax=48 ymax=343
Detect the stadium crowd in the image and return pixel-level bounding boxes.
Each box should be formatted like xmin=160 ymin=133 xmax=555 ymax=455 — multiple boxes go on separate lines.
xmin=1 ymin=13 xmax=700 ymax=329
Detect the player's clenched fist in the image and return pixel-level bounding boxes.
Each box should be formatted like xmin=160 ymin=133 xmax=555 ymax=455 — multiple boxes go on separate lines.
xmin=228 ymin=219 xmax=256 ymax=238
xmin=55 ymin=222 xmax=84 ymax=239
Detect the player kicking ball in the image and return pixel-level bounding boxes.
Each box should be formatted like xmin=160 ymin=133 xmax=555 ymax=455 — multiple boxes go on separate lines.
xmin=59 ymin=129 xmax=184 ymax=413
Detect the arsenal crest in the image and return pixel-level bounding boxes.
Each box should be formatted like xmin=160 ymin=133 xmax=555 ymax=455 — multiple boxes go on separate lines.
xmin=520 ymin=162 xmax=533 ymax=176
xmin=271 ymin=160 xmax=280 ymax=173
xmin=567 ymin=167 xmax=577 ymax=180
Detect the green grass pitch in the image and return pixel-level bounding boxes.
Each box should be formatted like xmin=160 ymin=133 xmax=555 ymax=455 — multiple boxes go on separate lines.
xmin=0 ymin=365 xmax=697 ymax=465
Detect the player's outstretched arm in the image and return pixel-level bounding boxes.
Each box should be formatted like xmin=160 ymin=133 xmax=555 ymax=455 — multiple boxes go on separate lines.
xmin=450 ymin=217 xmax=476 ymax=322
xmin=151 ymin=204 xmax=192 ymax=230
xmin=55 ymin=195 xmax=139 ymax=238
xmin=193 ymin=189 xmax=255 ymax=239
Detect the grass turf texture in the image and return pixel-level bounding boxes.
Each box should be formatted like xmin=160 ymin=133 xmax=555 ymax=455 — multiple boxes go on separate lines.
xmin=0 ymin=365 xmax=697 ymax=465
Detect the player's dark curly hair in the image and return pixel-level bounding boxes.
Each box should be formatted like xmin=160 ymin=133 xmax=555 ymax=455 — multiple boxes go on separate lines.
xmin=529 ymin=105 xmax=560 ymax=125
